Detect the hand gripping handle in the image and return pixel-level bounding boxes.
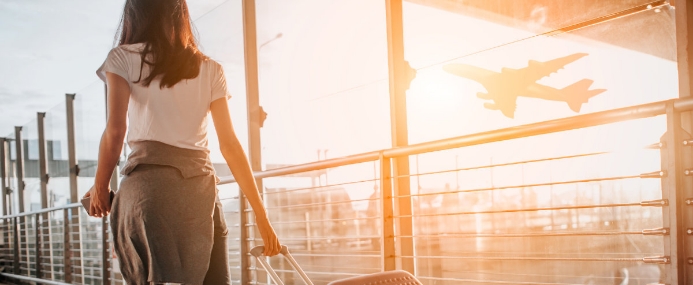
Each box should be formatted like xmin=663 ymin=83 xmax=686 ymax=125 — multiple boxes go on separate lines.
xmin=250 ymin=245 xmax=314 ymax=285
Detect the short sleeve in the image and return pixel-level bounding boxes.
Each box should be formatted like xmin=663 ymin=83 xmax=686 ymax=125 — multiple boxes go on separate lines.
xmin=211 ymin=62 xmax=232 ymax=102
xmin=96 ymin=47 xmax=130 ymax=83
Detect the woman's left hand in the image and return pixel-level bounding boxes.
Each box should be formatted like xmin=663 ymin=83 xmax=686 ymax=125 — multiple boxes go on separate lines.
xmin=83 ymin=185 xmax=111 ymax=218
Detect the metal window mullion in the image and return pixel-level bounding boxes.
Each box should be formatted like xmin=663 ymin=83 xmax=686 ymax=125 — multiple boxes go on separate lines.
xmin=37 ymin=112 xmax=54 ymax=280
xmin=65 ymin=94 xmax=83 ymax=284
xmin=242 ymin=0 xmax=263 ymax=284
xmin=385 ymin=0 xmax=415 ymax=273
xmin=65 ymin=94 xmax=78 ymax=207
xmin=1 ymin=139 xmax=8 ymax=216
xmin=14 ymin=127 xmax=25 ymax=214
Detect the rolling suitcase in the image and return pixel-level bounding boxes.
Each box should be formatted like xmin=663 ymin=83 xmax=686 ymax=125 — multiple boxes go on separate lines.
xmin=250 ymin=245 xmax=423 ymax=285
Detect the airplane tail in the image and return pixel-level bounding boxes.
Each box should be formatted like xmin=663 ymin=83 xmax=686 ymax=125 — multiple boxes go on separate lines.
xmin=561 ymin=79 xmax=606 ymax=112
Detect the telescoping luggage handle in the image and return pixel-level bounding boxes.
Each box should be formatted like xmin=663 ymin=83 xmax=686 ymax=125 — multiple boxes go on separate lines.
xmin=250 ymin=245 xmax=314 ymax=285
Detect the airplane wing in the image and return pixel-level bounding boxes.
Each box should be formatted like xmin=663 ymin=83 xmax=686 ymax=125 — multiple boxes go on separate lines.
xmin=508 ymin=53 xmax=589 ymax=84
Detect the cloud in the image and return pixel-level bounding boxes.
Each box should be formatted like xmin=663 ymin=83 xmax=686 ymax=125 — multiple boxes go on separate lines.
xmin=0 ymin=88 xmax=59 ymax=136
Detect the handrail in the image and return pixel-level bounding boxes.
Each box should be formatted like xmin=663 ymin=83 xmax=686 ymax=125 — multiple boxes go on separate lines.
xmin=0 ymin=203 xmax=81 ymax=219
xmin=0 ymin=272 xmax=72 ymax=285
xmin=218 ymin=97 xmax=693 ymax=184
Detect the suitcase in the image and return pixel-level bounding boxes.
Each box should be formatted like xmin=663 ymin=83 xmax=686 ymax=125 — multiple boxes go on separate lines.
xmin=250 ymin=245 xmax=423 ymax=285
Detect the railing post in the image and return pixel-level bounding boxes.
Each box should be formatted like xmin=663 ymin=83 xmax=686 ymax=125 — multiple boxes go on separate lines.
xmin=385 ymin=0 xmax=415 ymax=273
xmin=242 ymin=0 xmax=263 ymax=283
xmin=65 ymin=93 xmax=83 ymax=284
xmin=13 ymin=217 xmax=19 ymax=274
xmin=101 ymin=216 xmax=110 ymax=284
xmin=674 ymin=0 xmax=693 ymax=283
xmin=63 ymin=208 xmax=72 ymax=283
xmin=35 ymin=213 xmax=41 ymax=278
xmin=380 ymin=154 xmax=396 ymax=270
xmin=2 ymin=218 xmax=8 ymax=273
xmin=660 ymin=103 xmax=692 ymax=284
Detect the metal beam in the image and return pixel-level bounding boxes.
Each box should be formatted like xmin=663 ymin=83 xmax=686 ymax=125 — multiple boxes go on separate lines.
xmin=242 ymin=0 xmax=263 ymax=283
xmin=385 ymin=0 xmax=415 ymax=273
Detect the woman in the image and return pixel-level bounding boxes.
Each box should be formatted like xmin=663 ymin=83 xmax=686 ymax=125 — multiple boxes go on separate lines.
xmin=82 ymin=0 xmax=281 ymax=284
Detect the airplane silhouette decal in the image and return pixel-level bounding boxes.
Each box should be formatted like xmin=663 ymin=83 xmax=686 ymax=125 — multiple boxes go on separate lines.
xmin=442 ymin=53 xmax=606 ymax=118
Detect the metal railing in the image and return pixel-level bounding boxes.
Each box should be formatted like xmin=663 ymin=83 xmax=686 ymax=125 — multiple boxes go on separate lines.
xmin=227 ymin=97 xmax=692 ymax=284
xmin=0 ymin=97 xmax=691 ymax=284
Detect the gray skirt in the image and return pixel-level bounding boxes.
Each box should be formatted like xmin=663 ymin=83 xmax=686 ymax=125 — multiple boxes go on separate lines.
xmin=110 ymin=141 xmax=230 ymax=285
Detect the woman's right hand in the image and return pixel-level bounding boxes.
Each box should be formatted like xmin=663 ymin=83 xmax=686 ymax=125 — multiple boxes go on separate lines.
xmin=256 ymin=216 xmax=281 ymax=256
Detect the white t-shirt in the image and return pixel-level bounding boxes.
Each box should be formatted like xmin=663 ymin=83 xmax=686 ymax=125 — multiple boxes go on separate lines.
xmin=96 ymin=43 xmax=231 ymax=152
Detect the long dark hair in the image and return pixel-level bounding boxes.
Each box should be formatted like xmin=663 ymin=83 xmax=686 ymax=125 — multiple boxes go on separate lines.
xmin=116 ymin=0 xmax=206 ymax=88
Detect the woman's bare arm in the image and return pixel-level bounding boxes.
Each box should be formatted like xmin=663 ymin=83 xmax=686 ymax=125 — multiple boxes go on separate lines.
xmin=210 ymin=98 xmax=281 ymax=256
xmin=85 ymin=72 xmax=130 ymax=217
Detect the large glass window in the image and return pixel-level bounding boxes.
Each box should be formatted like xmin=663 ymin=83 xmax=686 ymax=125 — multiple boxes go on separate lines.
xmin=403 ymin=1 xmax=676 ymax=143
xmin=255 ymin=0 xmax=392 ymax=166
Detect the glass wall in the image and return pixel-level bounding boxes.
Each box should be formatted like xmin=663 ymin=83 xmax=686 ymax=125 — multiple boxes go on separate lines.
xmin=45 ymin=102 xmax=70 ymax=207
xmin=255 ymin=0 xmax=392 ymax=166
xmin=21 ymin=118 xmax=41 ymax=212
xmin=75 ymin=82 xmax=108 ymax=198
xmin=399 ymin=1 xmax=675 ymax=284
xmin=402 ymin=1 xmax=677 ymax=143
